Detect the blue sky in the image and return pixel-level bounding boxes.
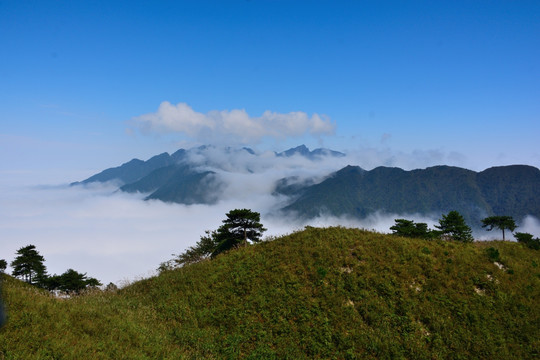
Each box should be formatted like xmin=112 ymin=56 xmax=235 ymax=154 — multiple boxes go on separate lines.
xmin=1 ymin=0 xmax=539 ymax=182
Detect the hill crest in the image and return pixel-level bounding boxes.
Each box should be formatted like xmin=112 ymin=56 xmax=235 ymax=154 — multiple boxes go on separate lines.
xmin=2 ymin=227 xmax=539 ymax=358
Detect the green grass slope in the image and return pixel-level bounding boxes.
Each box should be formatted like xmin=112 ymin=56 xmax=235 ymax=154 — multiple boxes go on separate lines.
xmin=1 ymin=227 xmax=539 ymax=359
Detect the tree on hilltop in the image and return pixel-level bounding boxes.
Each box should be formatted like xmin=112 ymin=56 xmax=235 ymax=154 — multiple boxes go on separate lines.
xmin=435 ymin=211 xmax=474 ymax=242
xmin=45 ymin=269 xmax=101 ymax=293
xmin=212 ymin=209 xmax=267 ymax=254
xmin=169 ymin=209 xmax=266 ymax=269
xmin=10 ymin=245 xmax=47 ymax=285
xmin=390 ymin=219 xmax=435 ymax=239
xmin=481 ymin=216 xmax=517 ymax=241
xmin=9 ymin=245 xmax=101 ymax=292
xmin=514 ymin=232 xmax=540 ymax=250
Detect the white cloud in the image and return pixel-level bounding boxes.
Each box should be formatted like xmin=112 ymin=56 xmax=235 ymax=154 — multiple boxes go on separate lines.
xmin=134 ymin=102 xmax=214 ymax=136
xmin=131 ymin=102 xmax=335 ymax=144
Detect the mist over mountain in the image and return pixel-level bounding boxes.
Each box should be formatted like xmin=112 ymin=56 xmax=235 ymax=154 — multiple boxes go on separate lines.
xmin=73 ymin=145 xmax=347 ymax=204
xmin=74 ymin=145 xmax=540 ymax=228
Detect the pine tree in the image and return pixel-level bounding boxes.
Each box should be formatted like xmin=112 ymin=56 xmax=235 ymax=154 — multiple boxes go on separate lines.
xmin=390 ymin=219 xmax=435 ymax=239
xmin=171 ymin=209 xmax=267 ymax=267
xmin=10 ymin=245 xmax=47 ymax=285
xmin=435 ymin=211 xmax=474 ymax=242
xmin=481 ymin=216 xmax=517 ymax=241
xmin=212 ymin=209 xmax=267 ymax=256
xmin=46 ymin=269 xmax=101 ymax=293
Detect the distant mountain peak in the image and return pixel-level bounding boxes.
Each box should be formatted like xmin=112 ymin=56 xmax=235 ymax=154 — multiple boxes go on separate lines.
xmin=335 ymin=165 xmax=365 ymax=176
xmin=276 ymin=145 xmax=345 ymax=159
xmin=287 ymin=144 xmax=309 ymax=154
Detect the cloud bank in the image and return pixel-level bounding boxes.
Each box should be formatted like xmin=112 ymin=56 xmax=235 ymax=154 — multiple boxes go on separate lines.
xmin=2 ymin=181 xmax=539 ymax=287
xmin=2 ymin=146 xmax=539 ymax=287
xmin=132 ymin=102 xmax=335 ymax=144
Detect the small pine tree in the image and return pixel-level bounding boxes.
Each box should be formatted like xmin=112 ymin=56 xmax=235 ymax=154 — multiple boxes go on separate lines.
xmin=211 ymin=209 xmax=267 ymax=256
xmin=46 ymin=269 xmax=101 ymax=293
xmin=390 ymin=219 xmax=435 ymax=239
xmin=435 ymin=211 xmax=474 ymax=242
xmin=10 ymin=245 xmax=47 ymax=285
xmin=173 ymin=209 xmax=267 ymax=267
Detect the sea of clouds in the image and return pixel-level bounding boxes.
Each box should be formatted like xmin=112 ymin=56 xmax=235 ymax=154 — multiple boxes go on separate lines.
xmin=2 ymin=147 xmax=539 ymax=287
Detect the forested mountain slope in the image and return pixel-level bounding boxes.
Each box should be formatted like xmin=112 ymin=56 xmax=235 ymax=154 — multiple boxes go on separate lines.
xmin=282 ymin=165 xmax=540 ymax=225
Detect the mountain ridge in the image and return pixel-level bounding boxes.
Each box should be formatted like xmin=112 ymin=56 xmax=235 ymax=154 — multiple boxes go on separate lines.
xmin=281 ymin=164 xmax=540 ymax=225
xmin=72 ymin=145 xmax=540 ymax=226
xmin=72 ymin=144 xmax=344 ymax=186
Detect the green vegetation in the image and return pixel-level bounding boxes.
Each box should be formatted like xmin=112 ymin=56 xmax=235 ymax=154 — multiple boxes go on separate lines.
xmin=390 ymin=219 xmax=435 ymax=239
xmin=435 ymin=210 xmax=474 ymax=242
xmin=515 ymin=232 xmax=540 ymax=250
xmin=2 ymin=227 xmax=539 ymax=359
xmin=8 ymin=245 xmax=100 ymax=293
xmin=392 ymin=213 xmax=532 ymax=246
xmin=391 ymin=211 xmax=474 ymax=242
xmin=44 ymin=269 xmax=101 ymax=294
xmin=482 ymin=216 xmax=517 ymax=241
xmin=210 ymin=208 xmax=267 ymax=254
xmin=10 ymin=245 xmax=47 ymax=286
xmin=166 ymin=209 xmax=266 ymax=268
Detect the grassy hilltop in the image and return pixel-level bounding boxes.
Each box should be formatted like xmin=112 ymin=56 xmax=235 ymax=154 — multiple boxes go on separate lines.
xmin=1 ymin=227 xmax=539 ymax=359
